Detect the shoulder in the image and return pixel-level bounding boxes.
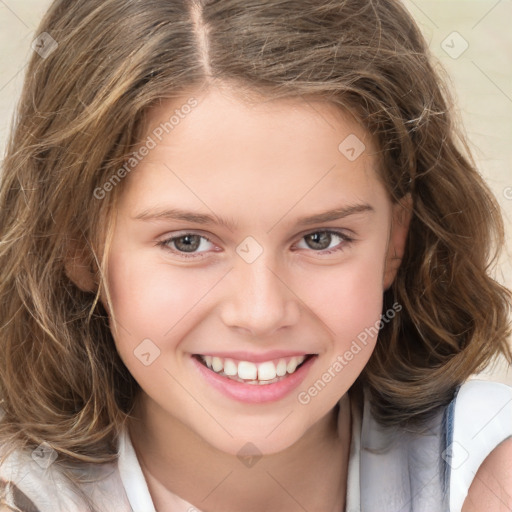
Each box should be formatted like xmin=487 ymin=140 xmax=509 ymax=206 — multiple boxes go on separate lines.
xmin=357 ymin=379 xmax=512 ymax=512
xmin=0 ymin=439 xmax=76 ymax=511
xmin=449 ymin=379 xmax=512 ymax=512
xmin=461 ymin=437 xmax=512 ymax=511
xmin=0 ymin=477 xmax=42 ymax=512
xmin=0 ymin=437 xmax=124 ymax=512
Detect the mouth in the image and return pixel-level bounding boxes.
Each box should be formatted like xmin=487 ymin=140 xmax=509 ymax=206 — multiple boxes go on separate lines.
xmin=192 ymin=353 xmax=316 ymax=385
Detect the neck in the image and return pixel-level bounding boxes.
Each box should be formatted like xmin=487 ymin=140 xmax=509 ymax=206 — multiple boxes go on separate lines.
xmin=129 ymin=394 xmax=352 ymax=512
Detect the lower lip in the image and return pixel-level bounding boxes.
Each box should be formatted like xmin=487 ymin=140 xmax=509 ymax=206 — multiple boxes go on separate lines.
xmin=191 ymin=355 xmax=317 ymax=404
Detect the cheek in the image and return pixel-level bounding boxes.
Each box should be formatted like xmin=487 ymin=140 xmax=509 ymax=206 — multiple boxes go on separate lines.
xmin=105 ymin=250 xmax=221 ymax=394
xmin=105 ymin=249 xmax=212 ymax=354
xmin=294 ymin=252 xmax=386 ymax=409
xmin=305 ymin=251 xmax=386 ymax=341
xmin=308 ymin=251 xmax=386 ymax=388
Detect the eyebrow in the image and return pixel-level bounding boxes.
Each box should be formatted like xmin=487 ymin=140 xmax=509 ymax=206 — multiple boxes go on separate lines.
xmin=133 ymin=203 xmax=375 ymax=230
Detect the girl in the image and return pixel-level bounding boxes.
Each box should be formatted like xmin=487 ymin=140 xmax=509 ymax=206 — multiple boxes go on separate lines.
xmin=0 ymin=0 xmax=511 ymax=511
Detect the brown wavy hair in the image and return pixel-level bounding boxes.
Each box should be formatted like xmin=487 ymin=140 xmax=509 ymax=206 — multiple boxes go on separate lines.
xmin=1 ymin=0 xmax=511 ymax=476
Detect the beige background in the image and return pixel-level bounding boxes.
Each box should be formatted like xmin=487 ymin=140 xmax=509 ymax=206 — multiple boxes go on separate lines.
xmin=1 ymin=0 xmax=511 ymax=384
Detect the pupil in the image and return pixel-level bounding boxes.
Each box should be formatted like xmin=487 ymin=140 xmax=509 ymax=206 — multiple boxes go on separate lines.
xmin=176 ymin=235 xmax=200 ymax=252
xmin=307 ymin=232 xmax=330 ymax=250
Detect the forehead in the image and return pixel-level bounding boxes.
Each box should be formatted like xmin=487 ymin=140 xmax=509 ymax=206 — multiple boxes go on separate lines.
xmin=142 ymin=86 xmax=371 ymax=153
xmin=119 ymin=87 xmax=387 ymax=221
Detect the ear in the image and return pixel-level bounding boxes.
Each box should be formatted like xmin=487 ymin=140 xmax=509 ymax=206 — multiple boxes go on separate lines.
xmin=64 ymin=238 xmax=97 ymax=293
xmin=383 ymin=193 xmax=413 ymax=290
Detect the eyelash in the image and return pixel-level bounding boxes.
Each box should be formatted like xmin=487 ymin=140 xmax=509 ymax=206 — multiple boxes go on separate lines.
xmin=156 ymin=230 xmax=354 ymax=260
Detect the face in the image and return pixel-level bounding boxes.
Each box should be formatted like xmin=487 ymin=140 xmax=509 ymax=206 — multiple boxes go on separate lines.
xmin=100 ymin=85 xmax=409 ymax=455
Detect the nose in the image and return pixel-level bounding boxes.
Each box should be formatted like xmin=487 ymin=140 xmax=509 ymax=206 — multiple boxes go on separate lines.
xmin=219 ymin=253 xmax=301 ymax=337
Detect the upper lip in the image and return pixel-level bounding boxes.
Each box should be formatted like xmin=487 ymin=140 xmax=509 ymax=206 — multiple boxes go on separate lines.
xmin=193 ymin=350 xmax=316 ymax=363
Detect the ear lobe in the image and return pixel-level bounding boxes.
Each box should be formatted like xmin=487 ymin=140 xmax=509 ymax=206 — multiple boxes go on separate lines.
xmin=64 ymin=239 xmax=97 ymax=293
xmin=383 ymin=193 xmax=413 ymax=290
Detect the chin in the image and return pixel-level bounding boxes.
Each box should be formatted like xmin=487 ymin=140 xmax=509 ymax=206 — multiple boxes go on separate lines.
xmin=198 ymin=423 xmax=304 ymax=458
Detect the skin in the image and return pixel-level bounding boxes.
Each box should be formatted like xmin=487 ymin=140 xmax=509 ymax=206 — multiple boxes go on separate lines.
xmin=65 ymin=84 xmax=512 ymax=511
xmin=462 ymin=437 xmax=512 ymax=511
xmin=72 ymin=83 xmax=413 ymax=511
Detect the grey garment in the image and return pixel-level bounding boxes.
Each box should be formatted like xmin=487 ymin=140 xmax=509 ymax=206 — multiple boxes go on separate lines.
xmin=359 ymin=393 xmax=451 ymax=512
xmin=0 ymin=478 xmax=41 ymax=512
xmin=0 ymin=442 xmax=130 ymax=512
xmin=355 ymin=380 xmax=512 ymax=512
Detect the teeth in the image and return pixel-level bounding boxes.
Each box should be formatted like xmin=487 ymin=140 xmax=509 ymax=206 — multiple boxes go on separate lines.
xmin=199 ymin=354 xmax=308 ymax=383
xmin=258 ymin=361 xmax=276 ymax=381
xmin=212 ymin=357 xmax=223 ymax=372
xmin=223 ymin=358 xmax=238 ymax=376
xmin=238 ymin=361 xmax=257 ymax=380
xmin=287 ymin=358 xmax=299 ymax=373
xmin=276 ymin=359 xmax=287 ymax=377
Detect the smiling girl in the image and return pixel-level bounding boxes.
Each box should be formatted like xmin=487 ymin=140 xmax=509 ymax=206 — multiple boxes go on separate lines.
xmin=0 ymin=1 xmax=511 ymax=511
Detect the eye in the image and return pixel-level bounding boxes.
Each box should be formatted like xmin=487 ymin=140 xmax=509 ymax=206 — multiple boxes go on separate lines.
xmin=294 ymin=230 xmax=353 ymax=255
xmin=157 ymin=232 xmax=216 ymax=259
xmin=157 ymin=229 xmax=354 ymax=260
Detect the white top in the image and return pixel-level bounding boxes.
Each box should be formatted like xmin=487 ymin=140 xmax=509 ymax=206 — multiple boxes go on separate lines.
xmin=345 ymin=379 xmax=512 ymax=512
xmin=1 ymin=379 xmax=511 ymax=511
